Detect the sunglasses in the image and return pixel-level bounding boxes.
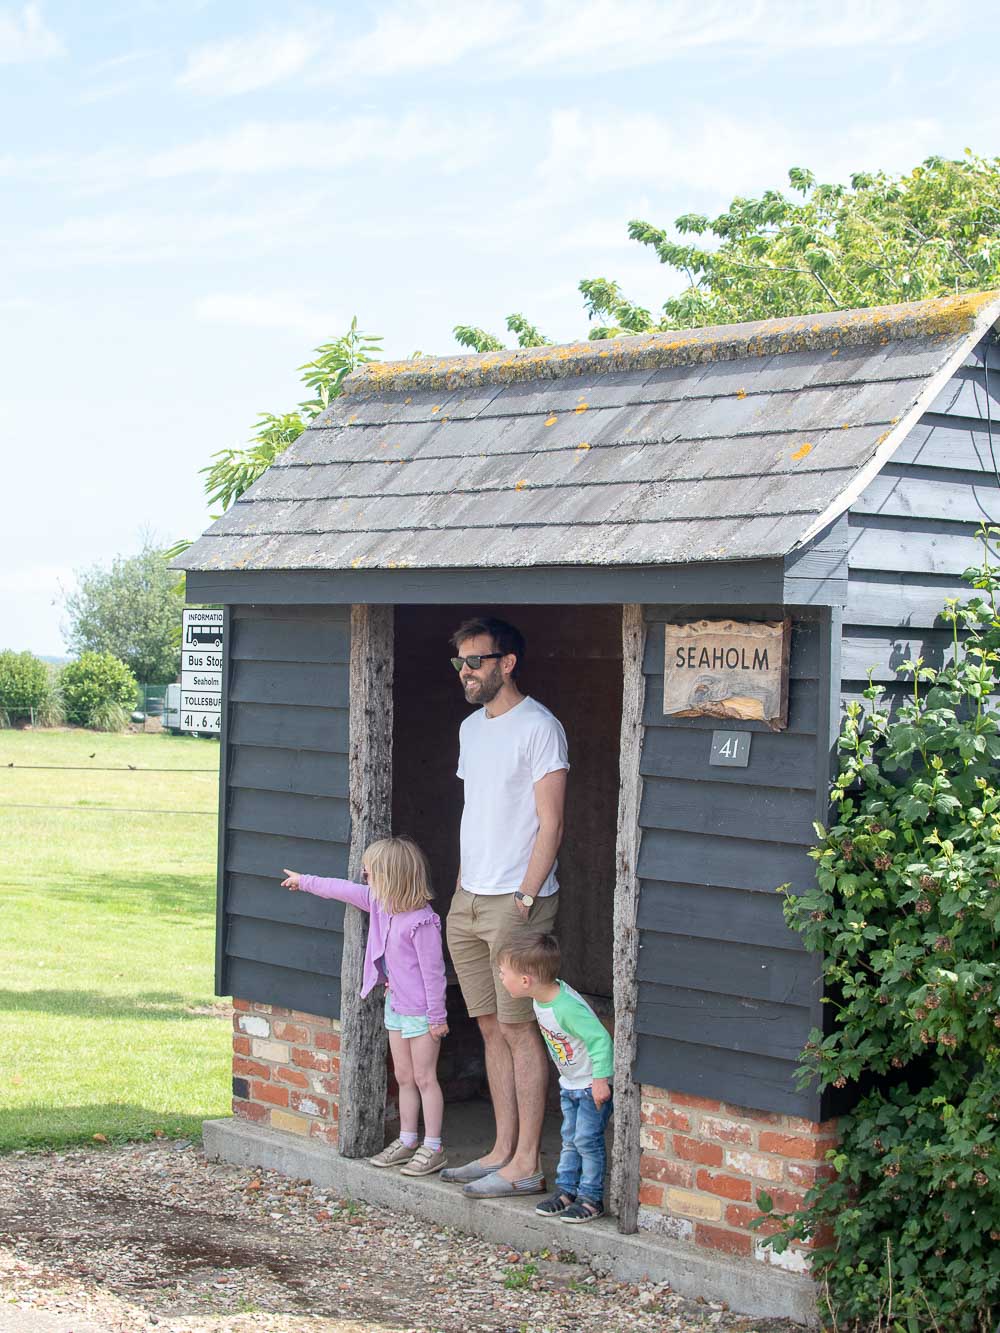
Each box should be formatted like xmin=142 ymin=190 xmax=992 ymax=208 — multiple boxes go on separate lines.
xmin=451 ymin=652 xmax=505 ymax=672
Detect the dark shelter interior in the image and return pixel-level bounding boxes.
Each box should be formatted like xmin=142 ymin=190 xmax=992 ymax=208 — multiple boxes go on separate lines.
xmin=391 ymin=604 xmax=624 ymax=1103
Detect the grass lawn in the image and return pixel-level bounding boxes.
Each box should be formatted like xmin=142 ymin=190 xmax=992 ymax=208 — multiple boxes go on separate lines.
xmin=0 ymin=726 xmax=231 ymax=1151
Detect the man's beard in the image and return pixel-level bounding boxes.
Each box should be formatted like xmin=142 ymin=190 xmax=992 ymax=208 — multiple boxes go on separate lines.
xmin=463 ymin=665 xmax=504 ymax=705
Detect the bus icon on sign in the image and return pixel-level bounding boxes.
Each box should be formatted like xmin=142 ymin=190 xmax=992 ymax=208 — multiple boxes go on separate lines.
xmin=185 ymin=623 xmax=223 ymax=649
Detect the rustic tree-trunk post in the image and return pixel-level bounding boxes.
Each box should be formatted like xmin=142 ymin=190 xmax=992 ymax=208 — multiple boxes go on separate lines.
xmin=610 ymin=603 xmax=646 ymax=1232
xmin=338 ymin=603 xmax=393 ymax=1158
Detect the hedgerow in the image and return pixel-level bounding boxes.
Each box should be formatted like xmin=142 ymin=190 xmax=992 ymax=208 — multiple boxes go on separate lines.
xmin=759 ymin=529 xmax=1000 ymax=1330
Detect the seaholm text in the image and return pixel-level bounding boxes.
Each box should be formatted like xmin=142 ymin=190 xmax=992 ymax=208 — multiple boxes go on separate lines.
xmin=674 ymin=646 xmax=771 ymax=671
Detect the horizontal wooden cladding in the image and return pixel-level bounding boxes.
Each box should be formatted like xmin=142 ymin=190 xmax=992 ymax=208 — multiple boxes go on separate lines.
xmin=847 ymin=514 xmax=991 ymax=577
xmin=640 ymin=775 xmax=816 ymax=845
xmin=634 ymin=1033 xmax=817 ymax=1118
xmin=232 ymin=604 xmax=351 ymax=622
xmin=845 ymin=570 xmax=972 ymax=630
xmin=230 ymin=745 xmax=349 ymax=799
xmin=637 ymin=880 xmax=803 ymax=951
xmin=226 ymin=828 xmax=349 ymax=881
xmin=854 ymin=466 xmax=1000 ymax=525
xmin=841 ymin=627 xmax=958 ymax=682
xmin=641 ymin=725 xmax=818 ymax=791
xmin=894 ymin=417 xmax=1000 ymax=474
xmin=643 ymin=676 xmax=818 ymax=736
xmin=636 ymin=981 xmax=811 ymax=1062
xmin=644 ymin=613 xmax=820 ymax=679
xmin=638 ymin=827 xmax=814 ymax=895
xmin=228 ymin=702 xmax=349 ymax=753
xmin=230 ymin=614 xmax=350 ymax=664
xmin=225 ymin=956 xmax=340 ymax=1019
xmin=926 ymin=365 xmax=1000 ymax=421
xmin=227 ymin=872 xmax=347 ymax=930
xmin=228 ymin=913 xmax=344 ymax=978
xmin=638 ymin=932 xmax=820 ymax=1007
xmin=229 ymin=787 xmax=350 ymax=843
xmin=230 ymin=660 xmax=349 ymax=708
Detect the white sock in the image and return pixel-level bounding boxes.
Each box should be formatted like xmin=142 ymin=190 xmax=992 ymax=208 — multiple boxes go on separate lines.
xmin=423 ymin=1136 xmax=442 ymax=1152
xmin=400 ymin=1131 xmax=419 ymax=1148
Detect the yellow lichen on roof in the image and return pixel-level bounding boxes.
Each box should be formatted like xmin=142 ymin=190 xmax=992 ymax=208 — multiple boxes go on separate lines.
xmin=344 ymin=292 xmax=1000 ymax=398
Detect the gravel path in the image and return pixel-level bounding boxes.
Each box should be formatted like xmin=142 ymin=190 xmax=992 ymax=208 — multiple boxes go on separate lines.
xmin=0 ymin=1142 xmax=800 ymax=1333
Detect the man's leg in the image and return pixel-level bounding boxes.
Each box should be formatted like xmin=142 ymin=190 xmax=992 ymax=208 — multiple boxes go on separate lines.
xmin=494 ymin=1017 xmax=549 ymax=1182
xmin=476 ymin=1013 xmax=519 ymax=1166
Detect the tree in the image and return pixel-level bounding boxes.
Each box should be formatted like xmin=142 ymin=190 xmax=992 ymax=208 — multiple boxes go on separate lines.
xmin=64 ymin=542 xmax=184 ymax=684
xmin=461 ymin=152 xmax=1000 ymax=342
xmin=193 ymin=154 xmax=1000 ymax=511
xmin=200 ymin=319 xmax=382 ymax=512
xmin=581 ymin=152 xmax=1000 ymax=337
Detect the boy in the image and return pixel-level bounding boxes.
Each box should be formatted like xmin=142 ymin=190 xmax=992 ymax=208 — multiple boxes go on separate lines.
xmin=496 ymin=932 xmax=614 ymax=1223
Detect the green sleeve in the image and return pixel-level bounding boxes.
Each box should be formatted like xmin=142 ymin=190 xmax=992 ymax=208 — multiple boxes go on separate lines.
xmin=554 ymin=991 xmax=615 ymax=1080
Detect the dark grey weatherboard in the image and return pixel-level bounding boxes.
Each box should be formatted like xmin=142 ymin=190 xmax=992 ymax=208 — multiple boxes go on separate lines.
xmin=218 ymin=605 xmax=351 ymax=1016
xmin=177 ymin=295 xmax=1000 ymax=583
xmin=843 ymin=335 xmax=1000 ymax=708
xmin=634 ymin=608 xmax=827 ymax=1118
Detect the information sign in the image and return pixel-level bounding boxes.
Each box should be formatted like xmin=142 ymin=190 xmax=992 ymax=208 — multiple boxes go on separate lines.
xmin=180 ymin=610 xmax=224 ymax=734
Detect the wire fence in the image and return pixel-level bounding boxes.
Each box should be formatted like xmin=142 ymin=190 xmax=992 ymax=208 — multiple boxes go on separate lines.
xmin=1 ymin=761 xmax=218 ymax=817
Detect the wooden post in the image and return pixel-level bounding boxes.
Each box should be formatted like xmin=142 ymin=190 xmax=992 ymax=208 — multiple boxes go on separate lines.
xmin=610 ymin=603 xmax=646 ymax=1232
xmin=338 ymin=603 xmax=393 ymax=1158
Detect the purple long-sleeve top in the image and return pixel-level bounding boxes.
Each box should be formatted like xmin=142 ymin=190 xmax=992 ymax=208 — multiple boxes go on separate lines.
xmin=298 ymin=876 xmax=447 ymax=1026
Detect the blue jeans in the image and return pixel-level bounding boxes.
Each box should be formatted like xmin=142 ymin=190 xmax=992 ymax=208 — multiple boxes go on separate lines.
xmin=555 ymin=1087 xmax=613 ymax=1204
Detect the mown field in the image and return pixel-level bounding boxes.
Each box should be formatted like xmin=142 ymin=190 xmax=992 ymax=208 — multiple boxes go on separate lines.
xmin=0 ymin=727 xmax=230 ymax=1150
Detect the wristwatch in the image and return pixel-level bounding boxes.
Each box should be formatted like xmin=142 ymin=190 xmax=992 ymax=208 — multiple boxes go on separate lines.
xmin=514 ymin=890 xmax=534 ymax=908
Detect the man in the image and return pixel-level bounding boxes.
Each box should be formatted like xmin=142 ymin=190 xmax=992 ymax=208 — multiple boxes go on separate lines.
xmin=442 ymin=616 xmax=569 ymax=1198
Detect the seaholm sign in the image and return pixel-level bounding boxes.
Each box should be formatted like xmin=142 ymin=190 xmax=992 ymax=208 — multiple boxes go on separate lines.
xmin=663 ymin=618 xmax=791 ymax=730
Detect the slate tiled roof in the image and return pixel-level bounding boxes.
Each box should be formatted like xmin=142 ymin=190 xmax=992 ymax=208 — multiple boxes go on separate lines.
xmin=180 ymin=293 xmax=1000 ymax=573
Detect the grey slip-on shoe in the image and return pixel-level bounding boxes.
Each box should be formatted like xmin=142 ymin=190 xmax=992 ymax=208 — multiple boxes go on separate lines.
xmin=440 ymin=1154 xmax=512 ymax=1184
xmin=462 ymin=1169 xmax=546 ymax=1199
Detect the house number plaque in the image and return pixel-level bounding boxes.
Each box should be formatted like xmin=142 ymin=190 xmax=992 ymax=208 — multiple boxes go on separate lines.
xmin=710 ymin=731 xmax=752 ymax=766
xmin=663 ymin=617 xmax=791 ymax=730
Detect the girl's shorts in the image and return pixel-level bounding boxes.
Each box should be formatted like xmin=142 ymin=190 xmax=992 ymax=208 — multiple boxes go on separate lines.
xmin=383 ymin=991 xmax=430 ymax=1039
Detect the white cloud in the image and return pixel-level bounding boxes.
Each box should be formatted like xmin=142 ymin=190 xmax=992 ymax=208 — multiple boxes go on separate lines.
xmin=0 ymin=2 xmax=61 ymax=63
xmin=178 ymin=27 xmax=315 ymax=96
xmin=196 ymin=292 xmax=345 ymax=342
xmin=179 ymin=0 xmax=946 ymax=97
xmin=146 ymin=111 xmax=494 ymax=177
xmin=336 ymin=0 xmax=521 ymax=78
xmin=28 ymin=203 xmax=314 ymax=266
xmin=539 ymin=107 xmax=946 ymax=192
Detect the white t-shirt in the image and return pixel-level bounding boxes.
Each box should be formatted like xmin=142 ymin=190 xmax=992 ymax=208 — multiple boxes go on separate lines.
xmin=457 ymin=696 xmax=569 ymax=897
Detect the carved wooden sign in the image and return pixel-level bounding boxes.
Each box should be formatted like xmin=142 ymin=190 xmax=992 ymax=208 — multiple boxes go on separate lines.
xmin=663 ymin=618 xmax=791 ymax=730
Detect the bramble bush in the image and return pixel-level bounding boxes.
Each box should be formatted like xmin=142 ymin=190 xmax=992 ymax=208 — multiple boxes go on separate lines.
xmin=61 ymin=652 xmax=137 ymax=731
xmin=759 ymin=530 xmax=1000 ymax=1330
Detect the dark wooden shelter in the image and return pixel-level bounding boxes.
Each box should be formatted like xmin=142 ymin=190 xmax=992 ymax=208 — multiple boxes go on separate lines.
xmin=179 ymin=292 xmax=1000 ymax=1266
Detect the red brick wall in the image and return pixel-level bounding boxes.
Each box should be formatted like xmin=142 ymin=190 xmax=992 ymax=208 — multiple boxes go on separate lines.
xmin=231 ymin=999 xmax=342 ymax=1147
xmin=637 ymin=1085 xmax=836 ymax=1273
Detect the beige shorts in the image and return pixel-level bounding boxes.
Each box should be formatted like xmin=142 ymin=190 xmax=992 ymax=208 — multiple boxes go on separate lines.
xmin=446 ymin=887 xmax=559 ymax=1024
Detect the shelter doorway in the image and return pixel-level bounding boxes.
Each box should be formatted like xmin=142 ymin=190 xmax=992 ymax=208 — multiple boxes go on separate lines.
xmin=391 ymin=604 xmax=624 ymax=1106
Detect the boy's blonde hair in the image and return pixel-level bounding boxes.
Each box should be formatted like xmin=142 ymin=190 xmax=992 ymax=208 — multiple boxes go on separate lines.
xmin=363 ymin=836 xmax=433 ymax=914
xmin=497 ymin=931 xmax=561 ymax=985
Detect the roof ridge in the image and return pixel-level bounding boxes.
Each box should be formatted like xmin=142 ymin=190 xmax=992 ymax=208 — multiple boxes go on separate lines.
xmin=345 ymin=292 xmax=1000 ymax=395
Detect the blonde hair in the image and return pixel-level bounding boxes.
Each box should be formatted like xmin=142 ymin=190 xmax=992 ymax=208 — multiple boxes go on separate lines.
xmin=497 ymin=931 xmax=561 ymax=985
xmin=363 ymin=836 xmax=433 ymax=914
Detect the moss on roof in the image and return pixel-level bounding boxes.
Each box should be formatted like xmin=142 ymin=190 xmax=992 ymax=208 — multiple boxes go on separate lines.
xmin=346 ymin=292 xmax=1000 ymax=396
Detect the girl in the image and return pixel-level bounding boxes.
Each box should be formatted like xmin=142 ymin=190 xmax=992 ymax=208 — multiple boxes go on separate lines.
xmin=281 ymin=836 xmax=449 ymax=1175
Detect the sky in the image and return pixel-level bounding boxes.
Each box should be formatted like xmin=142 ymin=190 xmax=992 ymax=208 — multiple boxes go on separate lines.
xmin=2 ymin=0 xmax=998 ymax=656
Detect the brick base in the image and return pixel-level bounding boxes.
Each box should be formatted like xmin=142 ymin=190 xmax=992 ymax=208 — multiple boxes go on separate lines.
xmin=637 ymin=1086 xmax=836 ymax=1274
xmin=232 ymin=999 xmax=342 ymax=1147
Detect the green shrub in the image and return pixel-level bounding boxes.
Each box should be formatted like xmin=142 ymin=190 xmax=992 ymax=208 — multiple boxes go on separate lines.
xmin=0 ymin=651 xmax=50 ymax=719
xmin=61 ymin=652 xmax=137 ymax=728
xmin=87 ymin=699 xmax=131 ymax=733
xmin=761 ymin=530 xmax=1000 ymax=1330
